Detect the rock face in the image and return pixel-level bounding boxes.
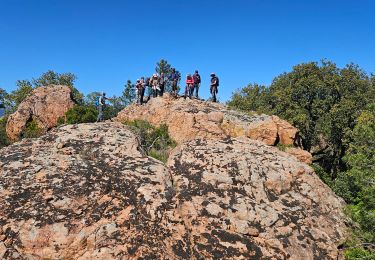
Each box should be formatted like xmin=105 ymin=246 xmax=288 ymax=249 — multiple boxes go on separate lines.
xmin=0 ymin=123 xmax=347 ymax=259
xmin=115 ymin=95 xmax=308 ymax=163
xmin=6 ymin=85 xmax=75 ymax=141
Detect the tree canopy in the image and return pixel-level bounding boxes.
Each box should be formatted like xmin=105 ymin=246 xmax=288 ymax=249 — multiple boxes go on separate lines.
xmin=228 ymin=60 xmax=375 ymax=255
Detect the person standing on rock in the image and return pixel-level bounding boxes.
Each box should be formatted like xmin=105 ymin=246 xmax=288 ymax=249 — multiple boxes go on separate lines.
xmin=192 ymin=70 xmax=201 ymax=99
xmin=96 ymin=92 xmax=112 ymax=122
xmin=185 ymin=74 xmax=195 ymax=99
xmin=169 ymin=68 xmax=180 ymax=97
xmin=150 ymin=74 xmax=160 ymax=98
xmin=210 ymin=73 xmax=219 ymax=102
xmin=135 ymin=79 xmax=143 ymax=105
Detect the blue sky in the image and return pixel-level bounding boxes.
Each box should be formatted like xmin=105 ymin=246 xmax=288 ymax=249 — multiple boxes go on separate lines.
xmin=0 ymin=0 xmax=374 ymax=101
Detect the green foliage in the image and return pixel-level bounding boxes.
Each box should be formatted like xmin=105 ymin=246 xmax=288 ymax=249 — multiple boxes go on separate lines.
xmin=155 ymin=59 xmax=181 ymax=92
xmin=31 ymin=70 xmax=83 ymax=103
xmin=62 ymin=105 xmax=98 ymax=124
xmin=4 ymin=70 xmax=83 ymax=113
xmin=121 ymin=80 xmax=136 ymax=107
xmin=21 ymin=119 xmax=43 ymax=139
xmin=228 ymin=61 xmax=374 ymax=176
xmin=124 ymin=120 xmax=176 ymax=163
xmin=155 ymin=59 xmax=172 ymax=75
xmin=0 ymin=117 xmax=9 ymax=148
xmin=344 ymin=247 xmax=375 ymax=259
xmin=228 ymin=84 xmax=270 ymax=113
xmin=105 ymin=96 xmax=125 ymax=120
xmin=6 ymin=80 xmax=33 ymax=112
xmin=275 ymin=143 xmax=294 ymax=152
xmin=337 ymin=105 xmax=375 ymax=247
xmin=228 ymin=61 xmax=375 ymax=254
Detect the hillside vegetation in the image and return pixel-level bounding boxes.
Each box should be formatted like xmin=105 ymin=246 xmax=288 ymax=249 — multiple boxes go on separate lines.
xmin=228 ymin=60 xmax=375 ymax=257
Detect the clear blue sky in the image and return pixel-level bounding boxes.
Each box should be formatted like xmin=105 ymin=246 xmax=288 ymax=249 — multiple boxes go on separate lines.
xmin=0 ymin=0 xmax=374 ymax=101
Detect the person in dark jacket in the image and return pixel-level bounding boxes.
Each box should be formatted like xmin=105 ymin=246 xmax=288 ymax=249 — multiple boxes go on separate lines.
xmin=210 ymin=73 xmax=219 ymax=102
xmin=192 ymin=70 xmax=201 ymax=98
xmin=168 ymin=68 xmax=180 ymax=97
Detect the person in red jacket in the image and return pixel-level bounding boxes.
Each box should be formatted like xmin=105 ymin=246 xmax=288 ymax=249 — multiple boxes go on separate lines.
xmin=185 ymin=74 xmax=194 ymax=99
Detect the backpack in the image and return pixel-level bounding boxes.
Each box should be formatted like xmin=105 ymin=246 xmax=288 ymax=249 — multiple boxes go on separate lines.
xmin=95 ymin=96 xmax=100 ymax=106
xmin=194 ymin=74 xmax=201 ymax=84
xmin=216 ymin=76 xmax=219 ymax=86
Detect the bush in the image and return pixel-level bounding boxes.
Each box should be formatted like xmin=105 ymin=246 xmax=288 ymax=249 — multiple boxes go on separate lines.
xmin=124 ymin=120 xmax=176 ymax=163
xmin=21 ymin=119 xmax=43 ymax=139
xmin=60 ymin=105 xmax=98 ymax=124
xmin=0 ymin=117 xmax=9 ymax=148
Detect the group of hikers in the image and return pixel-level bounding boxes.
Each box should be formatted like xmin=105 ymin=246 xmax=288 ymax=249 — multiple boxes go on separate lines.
xmin=96 ymin=69 xmax=220 ymax=122
xmin=134 ymin=69 xmax=219 ymax=105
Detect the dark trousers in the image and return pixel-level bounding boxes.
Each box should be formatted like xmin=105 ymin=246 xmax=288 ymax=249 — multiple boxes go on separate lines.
xmin=160 ymin=83 xmax=165 ymax=96
xmin=193 ymin=83 xmax=200 ymax=98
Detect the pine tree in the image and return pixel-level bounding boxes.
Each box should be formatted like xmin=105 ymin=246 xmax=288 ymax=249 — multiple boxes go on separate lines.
xmin=122 ymin=80 xmax=136 ymax=106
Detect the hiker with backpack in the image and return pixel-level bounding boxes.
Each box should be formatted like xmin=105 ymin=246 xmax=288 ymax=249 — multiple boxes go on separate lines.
xmin=168 ymin=68 xmax=180 ymax=97
xmin=192 ymin=70 xmax=201 ymax=98
xmin=210 ymin=73 xmax=219 ymax=102
xmin=185 ymin=74 xmax=195 ymax=99
xmin=96 ymin=92 xmax=113 ymax=122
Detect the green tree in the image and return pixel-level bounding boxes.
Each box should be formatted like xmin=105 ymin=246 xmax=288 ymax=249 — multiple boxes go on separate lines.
xmin=155 ymin=59 xmax=172 ymax=76
xmin=6 ymin=80 xmax=34 ymax=112
xmin=341 ymin=105 xmax=375 ymax=241
xmin=228 ymin=83 xmax=270 ymax=113
xmin=121 ymin=80 xmax=136 ymax=106
xmin=63 ymin=105 xmax=98 ymax=124
xmin=85 ymin=91 xmax=102 ymax=106
xmin=228 ymin=60 xmax=374 ymax=176
xmin=32 ymin=70 xmax=83 ymax=103
xmin=155 ymin=59 xmax=181 ymax=93
xmin=32 ymin=70 xmax=76 ymax=87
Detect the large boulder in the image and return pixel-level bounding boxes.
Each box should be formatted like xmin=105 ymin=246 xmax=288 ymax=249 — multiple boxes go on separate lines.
xmin=167 ymin=138 xmax=347 ymax=259
xmin=0 ymin=123 xmax=347 ymax=259
xmin=6 ymin=85 xmax=75 ymax=141
xmin=115 ymin=94 xmax=309 ymax=163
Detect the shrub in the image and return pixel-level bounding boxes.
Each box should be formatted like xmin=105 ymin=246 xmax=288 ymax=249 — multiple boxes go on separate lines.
xmin=124 ymin=120 xmax=176 ymax=163
xmin=0 ymin=117 xmax=9 ymax=148
xmin=21 ymin=119 xmax=43 ymax=139
xmin=61 ymin=105 xmax=98 ymax=124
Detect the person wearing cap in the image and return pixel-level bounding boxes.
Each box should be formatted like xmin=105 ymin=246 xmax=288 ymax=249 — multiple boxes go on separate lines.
xmin=96 ymin=92 xmax=113 ymax=122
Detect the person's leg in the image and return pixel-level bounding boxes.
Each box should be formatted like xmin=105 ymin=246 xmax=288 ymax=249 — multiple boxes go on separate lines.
xmin=184 ymin=85 xmax=188 ymax=99
xmin=173 ymin=81 xmax=178 ymax=96
xmin=140 ymin=88 xmax=145 ymax=105
xmin=196 ymin=84 xmax=199 ymax=98
xmin=160 ymin=84 xmax=164 ymax=96
xmin=189 ymin=84 xmax=193 ymax=98
xmin=97 ymin=105 xmax=103 ymax=122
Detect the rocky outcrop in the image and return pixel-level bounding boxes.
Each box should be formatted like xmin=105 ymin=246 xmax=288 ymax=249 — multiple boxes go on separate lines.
xmin=115 ymin=94 xmax=309 ymax=163
xmin=285 ymin=147 xmax=313 ymax=164
xmin=6 ymin=85 xmax=75 ymax=141
xmin=0 ymin=123 xmax=347 ymax=259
